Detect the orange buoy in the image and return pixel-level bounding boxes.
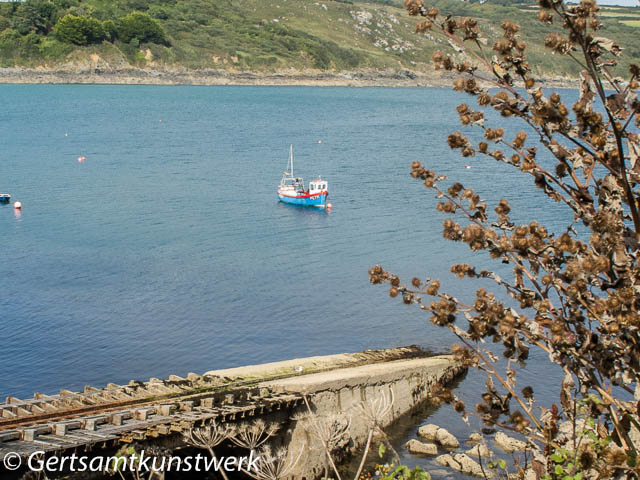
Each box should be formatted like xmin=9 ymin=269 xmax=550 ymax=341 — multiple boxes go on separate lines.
xmin=14 ymin=201 xmax=22 ymax=209
xmin=77 ymin=156 xmax=86 ymax=163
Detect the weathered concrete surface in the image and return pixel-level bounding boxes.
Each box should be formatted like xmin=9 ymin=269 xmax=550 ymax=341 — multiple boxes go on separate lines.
xmin=260 ymin=355 xmax=456 ymax=394
xmin=258 ymin=354 xmax=463 ymax=479
xmin=204 ymin=345 xmax=432 ymax=380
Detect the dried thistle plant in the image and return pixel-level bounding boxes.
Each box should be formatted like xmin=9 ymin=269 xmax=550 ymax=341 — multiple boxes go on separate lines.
xmin=183 ymin=421 xmax=235 ymax=451
xmin=230 ymin=419 xmax=280 ymax=450
xmin=311 ymin=413 xmax=352 ymax=451
xmin=183 ymin=421 xmax=235 ymax=480
xmin=243 ymin=444 xmax=305 ymax=480
xmin=373 ymin=0 xmax=640 ymax=477
xmin=353 ymin=389 xmax=395 ymax=430
xmin=294 ymin=411 xmax=352 ymax=480
xmin=351 ymin=391 xmax=397 ymax=480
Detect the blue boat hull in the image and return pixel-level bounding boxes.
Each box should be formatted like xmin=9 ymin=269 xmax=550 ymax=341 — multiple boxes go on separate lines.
xmin=278 ymin=192 xmax=328 ymax=208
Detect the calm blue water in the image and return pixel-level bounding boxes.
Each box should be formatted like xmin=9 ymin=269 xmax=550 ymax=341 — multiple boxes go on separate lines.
xmin=0 ymin=85 xmax=567 ymax=402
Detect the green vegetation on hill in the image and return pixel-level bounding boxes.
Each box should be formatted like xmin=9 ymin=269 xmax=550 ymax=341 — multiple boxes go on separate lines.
xmin=0 ymin=0 xmax=638 ymax=77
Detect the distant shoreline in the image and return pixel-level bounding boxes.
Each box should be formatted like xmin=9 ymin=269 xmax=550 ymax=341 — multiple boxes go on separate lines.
xmin=0 ymin=67 xmax=579 ymax=88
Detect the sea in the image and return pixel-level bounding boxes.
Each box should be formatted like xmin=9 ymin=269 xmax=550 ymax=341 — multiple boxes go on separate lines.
xmin=0 ymin=84 xmax=571 ymax=472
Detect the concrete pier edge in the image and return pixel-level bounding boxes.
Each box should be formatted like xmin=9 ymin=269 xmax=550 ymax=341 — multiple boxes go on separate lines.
xmin=0 ymin=346 xmax=465 ymax=479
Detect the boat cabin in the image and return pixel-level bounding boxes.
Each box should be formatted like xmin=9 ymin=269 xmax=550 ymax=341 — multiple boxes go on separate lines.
xmin=309 ymin=180 xmax=327 ymax=194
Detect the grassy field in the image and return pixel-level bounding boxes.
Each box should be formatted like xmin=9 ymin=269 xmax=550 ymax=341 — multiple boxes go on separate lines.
xmin=0 ymin=0 xmax=638 ymax=77
xmin=598 ymin=7 xmax=640 ymax=29
xmin=600 ymin=12 xmax=640 ymax=17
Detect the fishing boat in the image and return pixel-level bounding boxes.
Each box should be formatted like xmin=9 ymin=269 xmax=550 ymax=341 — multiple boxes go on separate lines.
xmin=277 ymin=145 xmax=328 ymax=208
xmin=0 ymin=193 xmax=10 ymax=204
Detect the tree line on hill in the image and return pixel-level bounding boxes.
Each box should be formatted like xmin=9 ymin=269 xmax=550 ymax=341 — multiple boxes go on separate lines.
xmin=0 ymin=0 xmax=168 ymax=46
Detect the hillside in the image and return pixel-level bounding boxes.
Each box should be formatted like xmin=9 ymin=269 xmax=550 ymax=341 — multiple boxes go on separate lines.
xmin=0 ymin=0 xmax=639 ymax=83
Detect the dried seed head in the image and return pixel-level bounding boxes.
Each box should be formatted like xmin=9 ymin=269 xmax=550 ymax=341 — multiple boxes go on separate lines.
xmin=538 ymin=10 xmax=553 ymax=23
xmin=415 ymin=20 xmax=432 ymax=33
xmin=404 ymin=0 xmax=425 ymax=16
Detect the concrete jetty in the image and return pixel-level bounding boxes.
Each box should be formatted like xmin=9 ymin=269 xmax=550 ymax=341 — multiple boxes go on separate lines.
xmin=0 ymin=346 xmax=464 ymax=478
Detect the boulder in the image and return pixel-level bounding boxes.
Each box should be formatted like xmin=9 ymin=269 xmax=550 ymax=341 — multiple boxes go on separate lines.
xmin=436 ymin=427 xmax=460 ymax=448
xmin=435 ymin=454 xmax=457 ymax=468
xmin=404 ymin=439 xmax=438 ymax=456
xmin=435 ymin=453 xmax=493 ymax=478
xmin=466 ymin=443 xmax=493 ymax=459
xmin=417 ymin=423 xmax=439 ymax=441
xmin=454 ymin=453 xmax=493 ymax=478
xmin=467 ymin=432 xmax=483 ymax=444
xmin=494 ymin=431 xmax=527 ymax=453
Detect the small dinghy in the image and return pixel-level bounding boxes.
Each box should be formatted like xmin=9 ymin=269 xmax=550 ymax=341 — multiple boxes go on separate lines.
xmin=277 ymin=145 xmax=328 ymax=208
xmin=0 ymin=194 xmax=10 ymax=204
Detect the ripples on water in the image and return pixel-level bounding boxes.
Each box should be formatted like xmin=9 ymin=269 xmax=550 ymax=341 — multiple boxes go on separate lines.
xmin=1 ymin=85 xmax=569 ymax=409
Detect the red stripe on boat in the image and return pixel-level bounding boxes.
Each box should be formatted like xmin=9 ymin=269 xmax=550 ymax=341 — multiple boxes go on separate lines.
xmin=279 ymin=191 xmax=328 ymax=199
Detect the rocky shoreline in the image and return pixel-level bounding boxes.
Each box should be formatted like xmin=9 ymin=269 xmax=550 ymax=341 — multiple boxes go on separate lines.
xmin=404 ymin=423 xmax=533 ymax=479
xmin=0 ymin=67 xmax=579 ymax=88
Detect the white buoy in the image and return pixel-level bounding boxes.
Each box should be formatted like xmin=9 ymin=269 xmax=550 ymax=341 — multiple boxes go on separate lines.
xmin=465 ymin=164 xmax=471 ymax=169
xmin=14 ymin=201 xmax=22 ymax=209
xmin=327 ymin=203 xmax=333 ymax=210
xmin=317 ymin=140 xmax=322 ymax=144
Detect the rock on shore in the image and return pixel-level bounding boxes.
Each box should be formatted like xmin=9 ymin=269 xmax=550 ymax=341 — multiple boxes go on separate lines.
xmin=417 ymin=424 xmax=459 ymax=448
xmin=465 ymin=443 xmax=493 ymax=459
xmin=404 ymin=439 xmax=438 ymax=455
xmin=494 ymin=431 xmax=528 ymax=453
xmin=435 ymin=453 xmax=493 ymax=478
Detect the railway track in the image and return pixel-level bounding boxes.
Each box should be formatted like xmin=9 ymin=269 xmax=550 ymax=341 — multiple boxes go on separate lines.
xmin=0 ymin=346 xmax=432 ymax=459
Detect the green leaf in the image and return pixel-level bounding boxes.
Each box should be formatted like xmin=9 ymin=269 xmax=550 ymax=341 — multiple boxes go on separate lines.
xmin=498 ymin=459 xmax=507 ymax=469
xmin=555 ymin=465 xmax=565 ymax=475
xmin=551 ymin=453 xmax=564 ymax=463
xmin=379 ymin=443 xmax=387 ymax=458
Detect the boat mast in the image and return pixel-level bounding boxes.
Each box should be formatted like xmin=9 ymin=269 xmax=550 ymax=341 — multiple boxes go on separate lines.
xmin=289 ymin=144 xmax=294 ymax=177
